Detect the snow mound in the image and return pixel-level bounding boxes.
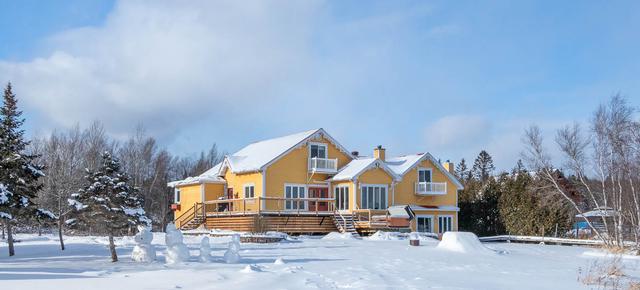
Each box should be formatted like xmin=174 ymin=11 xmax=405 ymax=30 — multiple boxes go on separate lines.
xmin=240 ymin=264 xmax=263 ymax=273
xmin=368 ymin=231 xmax=403 ymax=241
xmin=274 ymin=257 xmax=286 ymax=265
xmin=436 ymin=232 xmax=494 ymax=254
xmin=322 ymin=232 xmax=355 ymax=240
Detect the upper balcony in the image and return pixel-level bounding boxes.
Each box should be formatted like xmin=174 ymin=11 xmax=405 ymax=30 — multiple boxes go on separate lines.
xmin=415 ymin=182 xmax=447 ymax=196
xmin=308 ymin=157 xmax=338 ymax=173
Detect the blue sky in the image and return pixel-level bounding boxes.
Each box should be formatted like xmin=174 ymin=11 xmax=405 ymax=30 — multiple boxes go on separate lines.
xmin=1 ymin=0 xmax=639 ymax=170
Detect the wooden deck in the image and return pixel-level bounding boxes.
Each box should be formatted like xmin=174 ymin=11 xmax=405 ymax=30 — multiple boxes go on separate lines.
xmin=176 ymin=197 xmax=340 ymax=234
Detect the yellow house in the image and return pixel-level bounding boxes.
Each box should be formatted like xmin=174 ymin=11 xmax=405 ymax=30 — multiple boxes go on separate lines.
xmin=168 ymin=128 xmax=463 ymax=235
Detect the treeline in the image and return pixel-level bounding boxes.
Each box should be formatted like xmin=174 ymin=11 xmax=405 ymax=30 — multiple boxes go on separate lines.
xmin=0 ymin=84 xmax=224 ymax=241
xmin=27 ymin=123 xmax=224 ymax=233
xmin=458 ymin=95 xmax=640 ymax=251
xmin=456 ymin=152 xmax=573 ymax=237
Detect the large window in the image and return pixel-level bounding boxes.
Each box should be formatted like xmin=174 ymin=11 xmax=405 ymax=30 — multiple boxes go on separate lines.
xmin=335 ymin=186 xmax=349 ymax=211
xmin=360 ymin=185 xmax=387 ymax=210
xmin=310 ymin=143 xmax=327 ymax=159
xmin=417 ymin=216 xmax=433 ymax=233
xmin=285 ymin=184 xmax=306 ymax=210
xmin=438 ymin=216 xmax=453 ymax=233
xmin=244 ymin=184 xmax=255 ymax=198
xmin=418 ymin=168 xmax=432 ymax=183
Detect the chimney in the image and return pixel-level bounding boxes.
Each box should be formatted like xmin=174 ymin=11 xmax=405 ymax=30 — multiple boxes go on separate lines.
xmin=443 ymin=160 xmax=454 ymax=174
xmin=373 ymin=145 xmax=386 ymax=161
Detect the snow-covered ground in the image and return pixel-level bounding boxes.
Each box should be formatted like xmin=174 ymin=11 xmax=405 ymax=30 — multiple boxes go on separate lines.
xmin=1 ymin=232 xmax=639 ymax=289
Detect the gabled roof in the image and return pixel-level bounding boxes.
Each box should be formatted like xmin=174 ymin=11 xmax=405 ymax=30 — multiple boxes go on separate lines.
xmin=222 ymin=128 xmax=352 ymax=174
xmin=386 ymin=153 xmax=464 ymax=190
xmin=167 ymin=162 xmax=225 ymax=187
xmin=329 ymin=157 xmax=401 ymax=182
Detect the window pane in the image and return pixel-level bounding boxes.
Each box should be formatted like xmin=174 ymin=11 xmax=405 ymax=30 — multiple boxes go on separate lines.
xmin=345 ymin=188 xmax=349 ymax=210
xmin=373 ymin=187 xmax=377 ymax=209
xmin=419 ymin=171 xmax=425 ymax=182
xmin=426 ymin=170 xmax=432 ymax=182
xmin=311 ymin=145 xmax=318 ymax=158
xmin=381 ymin=187 xmax=386 ymax=208
xmin=362 ymin=187 xmax=367 ymax=209
xmin=319 ymin=146 xmax=326 ymax=158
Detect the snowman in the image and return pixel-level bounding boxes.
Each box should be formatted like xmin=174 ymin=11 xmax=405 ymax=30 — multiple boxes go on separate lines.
xmin=224 ymin=234 xmax=241 ymax=264
xmin=165 ymin=223 xmax=190 ymax=264
xmin=131 ymin=225 xmax=156 ymax=262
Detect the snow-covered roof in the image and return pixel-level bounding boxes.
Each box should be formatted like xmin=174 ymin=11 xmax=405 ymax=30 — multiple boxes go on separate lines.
xmin=386 ymin=154 xmax=425 ymax=176
xmin=386 ymin=153 xmax=464 ymax=190
xmin=409 ymin=205 xmax=460 ymax=212
xmin=223 ymin=128 xmax=352 ymax=174
xmin=330 ymin=158 xmax=400 ymax=182
xmin=167 ymin=162 xmax=225 ymax=187
xmin=575 ymin=208 xmax=619 ymax=218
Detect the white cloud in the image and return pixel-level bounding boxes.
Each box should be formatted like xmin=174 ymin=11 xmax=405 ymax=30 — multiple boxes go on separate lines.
xmin=0 ymin=0 xmax=322 ymax=139
xmin=426 ymin=114 xmax=491 ymax=151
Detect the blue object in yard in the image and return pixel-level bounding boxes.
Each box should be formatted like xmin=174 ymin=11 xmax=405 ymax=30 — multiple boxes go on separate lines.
xmin=574 ymin=221 xmax=589 ymax=229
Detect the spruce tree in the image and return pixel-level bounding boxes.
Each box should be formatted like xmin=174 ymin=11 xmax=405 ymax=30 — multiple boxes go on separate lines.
xmin=471 ymin=150 xmax=495 ymax=182
xmin=455 ymin=158 xmax=470 ymax=182
xmin=0 ymin=83 xmax=45 ymax=256
xmin=68 ymin=151 xmax=149 ymax=262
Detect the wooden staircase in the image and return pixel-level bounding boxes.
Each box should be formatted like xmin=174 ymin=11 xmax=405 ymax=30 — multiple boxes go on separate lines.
xmin=176 ymin=203 xmax=206 ymax=230
xmin=332 ymin=212 xmax=360 ymax=238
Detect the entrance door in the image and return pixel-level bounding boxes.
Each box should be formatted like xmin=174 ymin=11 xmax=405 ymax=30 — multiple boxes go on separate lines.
xmin=308 ymin=187 xmax=329 ymax=211
xmin=226 ymin=187 xmax=234 ymax=211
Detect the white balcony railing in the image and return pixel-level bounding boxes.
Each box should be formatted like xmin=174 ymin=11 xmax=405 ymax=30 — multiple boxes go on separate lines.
xmin=308 ymin=157 xmax=338 ymax=173
xmin=415 ymin=182 xmax=447 ymax=195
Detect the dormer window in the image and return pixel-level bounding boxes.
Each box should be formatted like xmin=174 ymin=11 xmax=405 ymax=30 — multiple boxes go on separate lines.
xmin=310 ymin=143 xmax=327 ymax=159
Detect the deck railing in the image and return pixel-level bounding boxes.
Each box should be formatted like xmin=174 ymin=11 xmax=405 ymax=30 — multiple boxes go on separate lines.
xmin=308 ymin=157 xmax=338 ymax=173
xmin=202 ymin=196 xmax=336 ymax=216
xmin=175 ymin=202 xmax=204 ymax=228
xmin=415 ymin=182 xmax=447 ymax=195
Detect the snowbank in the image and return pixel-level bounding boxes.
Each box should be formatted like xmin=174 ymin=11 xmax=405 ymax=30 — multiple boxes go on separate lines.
xmin=367 ymin=231 xmax=404 ymax=241
xmin=322 ymin=232 xmax=356 ymax=240
xmin=436 ymin=232 xmax=494 ymax=254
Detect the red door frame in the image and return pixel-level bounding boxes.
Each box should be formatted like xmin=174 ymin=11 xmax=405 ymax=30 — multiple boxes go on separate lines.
xmin=308 ymin=186 xmax=329 ymax=211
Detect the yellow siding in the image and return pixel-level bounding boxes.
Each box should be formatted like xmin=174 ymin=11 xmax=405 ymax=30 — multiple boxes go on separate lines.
xmin=204 ymin=183 xmax=225 ymax=201
xmin=411 ymin=210 xmax=458 ymax=232
xmin=331 ymin=180 xmax=355 ymax=210
xmin=265 ymin=135 xmax=352 ymax=211
xmin=223 ymin=169 xmax=263 ymax=211
xmin=355 ymin=167 xmax=394 ymax=209
xmin=173 ymin=184 xmax=202 ymax=221
xmin=393 ymin=158 xmax=458 ymax=207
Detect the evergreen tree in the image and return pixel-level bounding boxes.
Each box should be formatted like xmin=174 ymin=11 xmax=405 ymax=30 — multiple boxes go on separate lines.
xmin=68 ymin=152 xmax=149 ymax=262
xmin=511 ymin=159 xmax=526 ymax=175
xmin=455 ymin=158 xmax=470 ymax=182
xmin=471 ymin=150 xmax=495 ymax=182
xmin=0 ymin=83 xmax=46 ymax=256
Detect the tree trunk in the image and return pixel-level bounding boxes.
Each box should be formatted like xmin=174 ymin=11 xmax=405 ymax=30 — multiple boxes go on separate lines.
xmin=108 ymin=233 xmax=118 ymax=262
xmin=58 ymin=218 xmax=65 ymax=251
xmin=1 ymin=224 xmax=4 ymax=240
xmin=5 ymin=220 xmax=14 ymax=256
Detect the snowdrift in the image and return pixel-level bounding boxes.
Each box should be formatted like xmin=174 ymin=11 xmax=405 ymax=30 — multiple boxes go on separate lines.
xmin=436 ymin=232 xmax=494 ymax=254
xmin=322 ymin=232 xmax=356 ymax=240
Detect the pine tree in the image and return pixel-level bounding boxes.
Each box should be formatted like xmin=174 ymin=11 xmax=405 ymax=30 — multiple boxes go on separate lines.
xmin=0 ymin=83 xmax=46 ymax=256
xmin=68 ymin=152 xmax=149 ymax=262
xmin=471 ymin=150 xmax=495 ymax=182
xmin=455 ymin=158 xmax=470 ymax=182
